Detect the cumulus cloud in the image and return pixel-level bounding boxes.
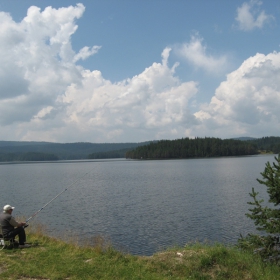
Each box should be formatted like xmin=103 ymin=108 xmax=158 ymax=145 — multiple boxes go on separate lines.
xmin=60 ymin=48 xmax=198 ymax=141
xmin=1 ymin=3 xmax=279 ymax=143
xmin=175 ymin=34 xmax=228 ymax=75
xmin=10 ymin=49 xmax=199 ymax=142
xmin=0 ymin=4 xmax=199 ymax=142
xmin=0 ymin=3 xmax=100 ymax=126
xmin=235 ymin=0 xmax=274 ymax=31
xmin=194 ymin=52 xmax=280 ymax=138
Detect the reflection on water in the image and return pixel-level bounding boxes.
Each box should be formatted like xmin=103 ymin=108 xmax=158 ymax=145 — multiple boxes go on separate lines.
xmin=0 ymin=155 xmax=276 ymax=255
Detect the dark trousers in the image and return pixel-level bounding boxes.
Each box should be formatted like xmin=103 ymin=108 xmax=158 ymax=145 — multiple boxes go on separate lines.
xmin=5 ymin=227 xmax=26 ymax=245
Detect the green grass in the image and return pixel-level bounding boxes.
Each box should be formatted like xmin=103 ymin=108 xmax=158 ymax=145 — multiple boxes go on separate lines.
xmin=1 ymin=224 xmax=280 ymax=279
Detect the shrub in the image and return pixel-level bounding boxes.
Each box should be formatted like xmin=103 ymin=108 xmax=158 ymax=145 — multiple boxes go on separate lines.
xmin=238 ymin=155 xmax=280 ymax=262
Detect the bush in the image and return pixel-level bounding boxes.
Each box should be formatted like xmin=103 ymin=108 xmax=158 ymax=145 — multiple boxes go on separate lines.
xmin=238 ymin=155 xmax=280 ymax=262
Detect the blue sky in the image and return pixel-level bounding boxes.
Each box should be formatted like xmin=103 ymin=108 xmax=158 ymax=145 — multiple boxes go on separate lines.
xmin=0 ymin=0 xmax=279 ymax=142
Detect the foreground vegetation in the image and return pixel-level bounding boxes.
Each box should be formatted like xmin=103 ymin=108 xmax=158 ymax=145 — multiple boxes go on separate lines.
xmin=1 ymin=224 xmax=280 ymax=280
xmin=238 ymin=155 xmax=280 ymax=262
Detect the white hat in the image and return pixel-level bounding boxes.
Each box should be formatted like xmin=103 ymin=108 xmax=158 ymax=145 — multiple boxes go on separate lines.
xmin=3 ymin=205 xmax=15 ymax=211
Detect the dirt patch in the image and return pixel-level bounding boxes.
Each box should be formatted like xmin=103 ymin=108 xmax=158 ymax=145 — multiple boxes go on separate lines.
xmin=0 ymin=264 xmax=7 ymax=274
xmin=148 ymin=249 xmax=208 ymax=261
xmin=18 ymin=277 xmax=51 ymax=280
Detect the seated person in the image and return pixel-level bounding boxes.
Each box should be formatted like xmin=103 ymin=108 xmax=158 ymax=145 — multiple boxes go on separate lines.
xmin=0 ymin=205 xmax=30 ymax=248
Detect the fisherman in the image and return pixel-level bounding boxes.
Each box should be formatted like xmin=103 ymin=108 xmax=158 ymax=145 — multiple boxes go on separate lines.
xmin=0 ymin=205 xmax=30 ymax=248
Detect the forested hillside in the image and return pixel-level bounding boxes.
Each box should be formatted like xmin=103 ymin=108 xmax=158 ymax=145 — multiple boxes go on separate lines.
xmin=0 ymin=136 xmax=279 ymax=162
xmin=88 ymin=148 xmax=131 ymax=159
xmin=249 ymin=136 xmax=280 ymax=154
xmin=125 ymin=137 xmax=259 ymax=159
xmin=0 ymin=152 xmax=58 ymax=162
xmin=0 ymin=141 xmax=149 ymax=161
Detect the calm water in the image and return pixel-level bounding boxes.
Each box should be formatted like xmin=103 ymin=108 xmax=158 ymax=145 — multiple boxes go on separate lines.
xmin=0 ymin=155 xmax=277 ymax=255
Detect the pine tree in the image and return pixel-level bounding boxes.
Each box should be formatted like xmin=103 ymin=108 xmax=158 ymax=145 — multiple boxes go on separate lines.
xmin=238 ymin=155 xmax=280 ymax=262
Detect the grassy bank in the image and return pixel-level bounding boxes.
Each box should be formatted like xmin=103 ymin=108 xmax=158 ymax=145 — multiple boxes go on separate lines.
xmin=1 ymin=225 xmax=280 ymax=279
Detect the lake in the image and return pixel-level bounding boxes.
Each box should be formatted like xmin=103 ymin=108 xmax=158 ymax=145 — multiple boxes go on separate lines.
xmin=0 ymin=154 xmax=277 ymax=255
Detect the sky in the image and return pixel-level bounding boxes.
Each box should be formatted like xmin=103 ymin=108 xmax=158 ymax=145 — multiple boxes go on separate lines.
xmin=0 ymin=0 xmax=280 ymax=143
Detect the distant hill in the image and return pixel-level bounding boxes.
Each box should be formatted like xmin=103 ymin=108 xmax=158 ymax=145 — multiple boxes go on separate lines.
xmin=247 ymin=136 xmax=280 ymax=154
xmin=0 ymin=141 xmax=51 ymax=147
xmin=88 ymin=148 xmax=134 ymax=159
xmin=0 ymin=136 xmax=279 ymax=162
xmin=0 ymin=141 xmax=151 ymax=161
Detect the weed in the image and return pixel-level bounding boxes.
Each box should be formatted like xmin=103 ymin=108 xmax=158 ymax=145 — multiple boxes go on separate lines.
xmin=1 ymin=226 xmax=280 ymax=279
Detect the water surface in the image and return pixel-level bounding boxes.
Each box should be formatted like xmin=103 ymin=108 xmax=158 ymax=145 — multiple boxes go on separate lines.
xmin=0 ymin=155 xmax=276 ymax=255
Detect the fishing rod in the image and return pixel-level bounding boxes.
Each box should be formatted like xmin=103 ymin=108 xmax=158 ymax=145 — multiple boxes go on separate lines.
xmin=25 ymin=172 xmax=88 ymax=224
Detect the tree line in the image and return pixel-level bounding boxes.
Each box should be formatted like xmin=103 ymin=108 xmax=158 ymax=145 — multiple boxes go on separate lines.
xmin=0 ymin=141 xmax=149 ymax=160
xmin=0 ymin=152 xmax=59 ymax=162
xmin=1 ymin=137 xmax=279 ymax=161
xmin=88 ymin=148 xmax=129 ymax=159
xmin=248 ymin=136 xmax=280 ymax=154
xmin=125 ymin=137 xmax=259 ymax=159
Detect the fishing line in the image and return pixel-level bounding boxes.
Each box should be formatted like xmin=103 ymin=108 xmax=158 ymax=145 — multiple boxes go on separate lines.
xmin=25 ymin=172 xmax=89 ymax=224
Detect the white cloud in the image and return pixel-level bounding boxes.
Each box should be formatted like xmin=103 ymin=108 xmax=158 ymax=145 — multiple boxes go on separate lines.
xmin=194 ymin=52 xmax=280 ymax=138
xmin=73 ymin=46 xmax=101 ymax=62
xmin=0 ymin=4 xmax=199 ymax=142
xmin=175 ymin=34 xmax=228 ymax=75
xmin=235 ymin=0 xmax=274 ymax=31
xmin=0 ymin=3 xmax=99 ymax=126
xmin=1 ymin=3 xmax=280 ymax=143
xmin=60 ymin=48 xmax=199 ymax=141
